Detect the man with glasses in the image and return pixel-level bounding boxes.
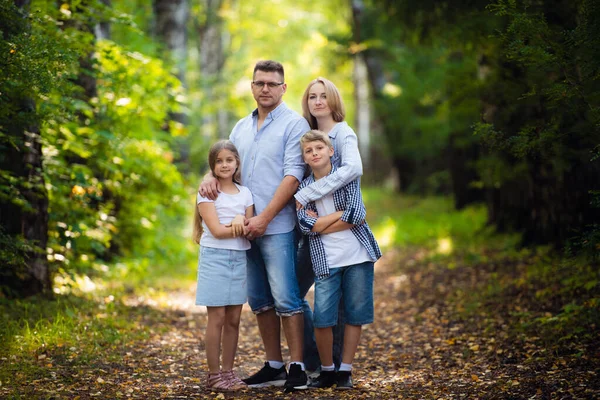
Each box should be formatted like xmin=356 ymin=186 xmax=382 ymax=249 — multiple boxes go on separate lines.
xmin=199 ymin=60 xmax=311 ymax=391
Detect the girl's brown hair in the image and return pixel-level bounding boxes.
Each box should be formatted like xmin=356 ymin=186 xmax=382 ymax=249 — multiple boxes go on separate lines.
xmin=192 ymin=140 xmax=242 ymax=244
xmin=301 ymin=77 xmax=346 ymax=129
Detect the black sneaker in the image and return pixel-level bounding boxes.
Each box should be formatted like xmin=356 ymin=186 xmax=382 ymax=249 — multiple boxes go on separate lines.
xmin=242 ymin=362 xmax=287 ymax=388
xmin=336 ymin=370 xmax=353 ymax=390
xmin=308 ymin=370 xmax=337 ymax=389
xmin=284 ymin=363 xmax=308 ymax=391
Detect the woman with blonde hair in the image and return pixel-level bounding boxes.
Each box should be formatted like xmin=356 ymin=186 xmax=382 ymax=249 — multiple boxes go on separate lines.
xmin=295 ymin=77 xmax=364 ymax=388
xmin=297 ymin=77 xmax=363 ymax=205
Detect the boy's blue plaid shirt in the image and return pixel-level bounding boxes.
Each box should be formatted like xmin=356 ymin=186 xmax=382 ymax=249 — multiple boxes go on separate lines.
xmin=297 ymin=165 xmax=382 ymax=279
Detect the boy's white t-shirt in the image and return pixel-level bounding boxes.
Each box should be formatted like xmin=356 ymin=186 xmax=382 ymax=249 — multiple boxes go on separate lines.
xmin=196 ymin=183 xmax=254 ymax=251
xmin=314 ymin=193 xmax=371 ymax=268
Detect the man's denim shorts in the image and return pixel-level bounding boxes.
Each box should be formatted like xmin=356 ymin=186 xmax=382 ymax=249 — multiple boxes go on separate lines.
xmin=246 ymin=230 xmax=303 ymax=317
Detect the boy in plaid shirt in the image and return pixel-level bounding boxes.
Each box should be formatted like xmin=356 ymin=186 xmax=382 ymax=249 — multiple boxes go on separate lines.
xmin=296 ymin=130 xmax=381 ymax=390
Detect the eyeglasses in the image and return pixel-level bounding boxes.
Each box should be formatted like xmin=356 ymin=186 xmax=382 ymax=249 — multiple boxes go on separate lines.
xmin=251 ymin=81 xmax=284 ymax=89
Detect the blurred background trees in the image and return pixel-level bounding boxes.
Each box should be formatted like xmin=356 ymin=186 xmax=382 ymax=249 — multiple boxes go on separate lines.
xmin=352 ymin=0 xmax=599 ymax=247
xmin=1 ymin=0 xmax=598 ymax=298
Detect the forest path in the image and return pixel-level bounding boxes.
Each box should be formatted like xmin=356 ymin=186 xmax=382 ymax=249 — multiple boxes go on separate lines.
xmin=19 ymin=248 xmax=598 ymax=399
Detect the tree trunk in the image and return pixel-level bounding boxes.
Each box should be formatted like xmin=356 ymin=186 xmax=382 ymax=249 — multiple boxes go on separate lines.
xmin=153 ymin=0 xmax=188 ymax=167
xmin=448 ymin=131 xmax=482 ymax=209
xmin=353 ymin=53 xmax=371 ymax=166
xmin=0 ymin=0 xmax=50 ymax=298
xmin=153 ymin=0 xmax=188 ymax=86
xmin=196 ymin=0 xmax=228 ymax=138
xmin=448 ymin=52 xmax=486 ymax=209
xmin=351 ymin=0 xmax=399 ymax=186
xmin=95 ymin=0 xmax=111 ymax=40
xmin=21 ymin=98 xmax=50 ymax=296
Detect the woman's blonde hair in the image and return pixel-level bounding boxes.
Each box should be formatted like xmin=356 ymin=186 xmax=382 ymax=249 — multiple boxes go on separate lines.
xmin=301 ymin=77 xmax=346 ymax=129
xmin=192 ymin=140 xmax=242 ymax=244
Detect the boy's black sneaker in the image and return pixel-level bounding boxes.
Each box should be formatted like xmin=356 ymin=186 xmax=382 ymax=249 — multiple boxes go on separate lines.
xmin=336 ymin=370 xmax=353 ymax=390
xmin=242 ymin=362 xmax=287 ymax=388
xmin=284 ymin=363 xmax=308 ymax=392
xmin=308 ymin=370 xmax=337 ymax=389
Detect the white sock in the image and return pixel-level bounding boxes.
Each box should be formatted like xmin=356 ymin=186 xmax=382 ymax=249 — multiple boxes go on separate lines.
xmin=321 ymin=364 xmax=335 ymax=372
xmin=268 ymin=360 xmax=285 ymax=369
xmin=289 ymin=361 xmax=305 ymax=371
xmin=339 ymin=363 xmax=352 ymax=372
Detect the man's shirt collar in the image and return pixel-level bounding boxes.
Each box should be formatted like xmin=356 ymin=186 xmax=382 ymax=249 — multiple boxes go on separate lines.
xmin=251 ymin=102 xmax=287 ymax=119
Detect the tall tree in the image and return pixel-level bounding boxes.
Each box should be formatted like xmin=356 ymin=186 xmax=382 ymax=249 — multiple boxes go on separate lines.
xmin=352 ymin=49 xmax=371 ymax=167
xmin=152 ymin=0 xmax=188 ymax=171
xmin=195 ymin=0 xmax=228 ymax=139
xmin=350 ymin=0 xmax=404 ymax=184
xmin=0 ymin=0 xmax=50 ymax=297
xmin=153 ymin=0 xmax=188 ymax=85
xmin=153 ymin=0 xmax=188 ymax=115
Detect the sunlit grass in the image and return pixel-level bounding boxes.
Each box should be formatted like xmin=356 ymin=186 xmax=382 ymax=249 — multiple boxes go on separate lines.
xmin=1 ymin=258 xmax=189 ymax=387
xmin=0 ymin=291 xmax=164 ymax=389
xmin=366 ymin=189 xmax=483 ymax=249
xmin=374 ymin=216 xmax=398 ymax=248
xmin=363 ymin=189 xmax=523 ymax=266
xmin=437 ymin=237 xmax=453 ymax=255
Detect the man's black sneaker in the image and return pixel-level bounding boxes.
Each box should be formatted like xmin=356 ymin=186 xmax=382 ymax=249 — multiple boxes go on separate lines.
xmin=242 ymin=362 xmax=287 ymax=388
xmin=284 ymin=363 xmax=308 ymax=391
xmin=336 ymin=370 xmax=353 ymax=390
xmin=308 ymin=370 xmax=337 ymax=389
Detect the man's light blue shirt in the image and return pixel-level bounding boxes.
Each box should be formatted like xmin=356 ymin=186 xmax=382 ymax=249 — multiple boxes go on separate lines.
xmin=230 ymin=102 xmax=309 ymax=235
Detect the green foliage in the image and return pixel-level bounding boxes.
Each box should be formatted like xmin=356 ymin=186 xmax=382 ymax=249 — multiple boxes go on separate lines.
xmin=482 ymin=0 xmax=599 ymax=157
xmin=474 ymin=0 xmax=600 ymax=244
xmin=197 ymin=0 xmax=354 ymax=128
xmin=356 ymin=0 xmax=500 ymax=194
xmin=42 ymin=37 xmax=188 ymax=274
xmin=363 ymin=189 xmax=519 ymax=262
xmin=1 ymin=0 xmax=193 ymax=296
xmin=0 ymin=227 xmax=30 ymax=297
xmin=377 ymin=46 xmax=451 ymax=159
xmin=517 ymin=252 xmax=599 ymax=350
xmin=3 ymin=0 xmax=356 ymax=297
xmin=360 ymin=0 xmax=600 ymax=245
xmin=0 ymin=0 xmax=80 ymax=213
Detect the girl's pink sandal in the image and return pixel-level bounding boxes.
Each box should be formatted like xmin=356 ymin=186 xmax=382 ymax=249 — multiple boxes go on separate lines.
xmin=206 ymin=372 xmax=231 ymax=391
xmin=221 ymin=370 xmax=247 ymax=391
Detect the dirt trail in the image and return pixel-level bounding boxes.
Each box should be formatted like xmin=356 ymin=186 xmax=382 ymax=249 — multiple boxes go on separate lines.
xmin=13 ymin=249 xmax=599 ymax=399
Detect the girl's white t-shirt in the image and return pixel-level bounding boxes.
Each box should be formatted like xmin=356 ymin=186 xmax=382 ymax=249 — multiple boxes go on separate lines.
xmin=314 ymin=193 xmax=371 ymax=268
xmin=196 ymin=183 xmax=254 ymax=251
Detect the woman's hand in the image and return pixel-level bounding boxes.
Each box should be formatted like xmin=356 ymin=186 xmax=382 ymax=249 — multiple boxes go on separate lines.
xmin=306 ymin=210 xmax=318 ymax=219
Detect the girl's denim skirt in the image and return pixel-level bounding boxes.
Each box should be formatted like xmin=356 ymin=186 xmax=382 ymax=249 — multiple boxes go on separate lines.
xmin=195 ymin=246 xmax=247 ymax=306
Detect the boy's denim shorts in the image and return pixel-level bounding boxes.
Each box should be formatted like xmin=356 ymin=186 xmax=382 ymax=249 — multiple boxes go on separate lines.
xmin=313 ymin=261 xmax=374 ymax=328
